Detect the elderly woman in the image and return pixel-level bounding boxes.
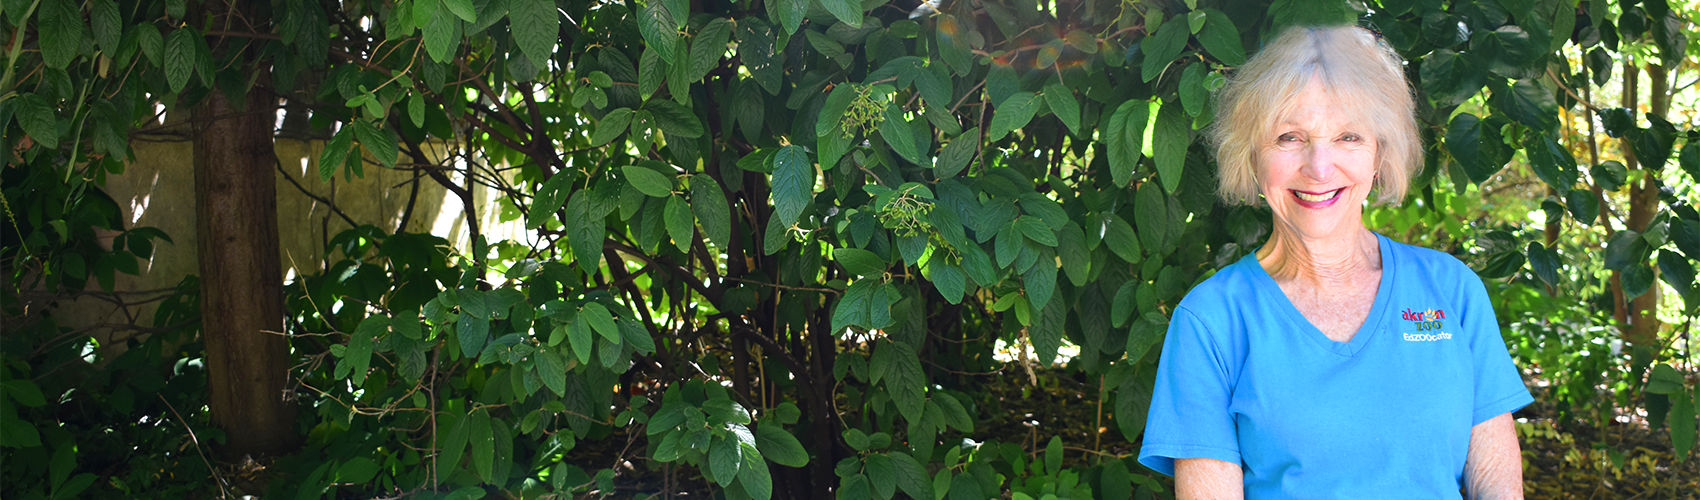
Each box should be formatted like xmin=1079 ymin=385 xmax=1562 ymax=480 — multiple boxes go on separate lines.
xmin=1137 ymin=26 xmax=1533 ymax=499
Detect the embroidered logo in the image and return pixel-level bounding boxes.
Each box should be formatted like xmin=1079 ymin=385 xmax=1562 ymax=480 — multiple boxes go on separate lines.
xmin=1400 ymin=308 xmax=1451 ymax=341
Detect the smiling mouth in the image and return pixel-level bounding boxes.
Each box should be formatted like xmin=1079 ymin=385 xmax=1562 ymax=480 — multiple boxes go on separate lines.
xmin=1292 ymin=188 xmax=1344 ymax=203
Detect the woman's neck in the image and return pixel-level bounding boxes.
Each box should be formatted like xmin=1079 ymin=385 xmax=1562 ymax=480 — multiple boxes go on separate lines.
xmin=1255 ymin=226 xmax=1381 ymax=284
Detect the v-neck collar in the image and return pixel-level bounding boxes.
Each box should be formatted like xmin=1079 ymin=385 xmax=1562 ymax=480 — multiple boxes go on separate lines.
xmin=1246 ymin=232 xmax=1395 ymax=357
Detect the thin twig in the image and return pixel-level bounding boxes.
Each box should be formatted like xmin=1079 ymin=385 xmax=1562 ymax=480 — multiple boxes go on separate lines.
xmin=158 ymin=395 xmax=231 ymax=500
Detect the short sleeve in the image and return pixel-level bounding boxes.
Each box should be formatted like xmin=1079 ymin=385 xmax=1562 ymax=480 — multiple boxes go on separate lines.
xmin=1137 ymin=308 xmax=1242 ymax=476
xmin=1461 ymin=276 xmax=1534 ymax=425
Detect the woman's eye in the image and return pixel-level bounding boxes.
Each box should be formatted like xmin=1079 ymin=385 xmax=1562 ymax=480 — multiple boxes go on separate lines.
xmin=1278 ymin=133 xmax=1299 ymax=142
xmin=1340 ymin=134 xmax=1361 ymax=142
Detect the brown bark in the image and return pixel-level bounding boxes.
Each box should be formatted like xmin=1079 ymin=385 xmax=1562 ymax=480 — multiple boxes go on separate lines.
xmin=193 ymin=0 xmax=298 ymax=458
xmin=1613 ymin=59 xmax=1668 ymax=346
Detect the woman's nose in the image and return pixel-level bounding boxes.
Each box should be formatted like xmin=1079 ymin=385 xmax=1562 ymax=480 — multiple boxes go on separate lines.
xmin=1300 ymin=143 xmax=1338 ymax=181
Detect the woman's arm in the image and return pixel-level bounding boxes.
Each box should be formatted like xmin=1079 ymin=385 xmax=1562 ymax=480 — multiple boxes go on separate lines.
xmin=1175 ymin=458 xmax=1243 ymax=500
xmin=1464 ymin=412 xmax=1524 ymax=500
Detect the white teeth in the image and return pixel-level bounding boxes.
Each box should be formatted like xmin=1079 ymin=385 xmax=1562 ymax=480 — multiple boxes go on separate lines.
xmin=1295 ymin=189 xmax=1340 ymax=202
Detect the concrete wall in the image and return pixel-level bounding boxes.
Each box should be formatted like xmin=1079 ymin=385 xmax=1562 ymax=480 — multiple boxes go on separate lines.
xmin=59 ymin=115 xmax=533 ymax=344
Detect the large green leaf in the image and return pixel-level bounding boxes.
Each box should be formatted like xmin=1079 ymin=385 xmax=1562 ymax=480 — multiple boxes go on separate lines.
xmin=1565 ymin=188 xmax=1599 ymax=226
xmin=165 ymin=27 xmax=199 ymax=93
xmin=591 ymin=108 xmax=634 ymax=146
xmin=581 ymin=302 xmax=620 ymax=343
xmin=508 ymin=0 xmax=560 ymax=71
xmin=537 ymin=349 xmax=567 ymax=396
xmin=422 ymin=3 xmax=463 ymax=63
xmin=1470 ymin=25 xmax=1540 ymax=79
xmin=565 ymin=192 xmax=605 ymax=273
xmin=770 ymin=145 xmax=813 ymax=227
xmin=816 ymin=83 xmax=856 ymax=138
xmin=832 ymin=279 xmax=876 ymax=332
xmin=687 ymin=18 xmax=734 ymax=82
xmin=640 ymin=2 xmax=680 ymax=65
xmin=690 ymin=175 xmax=732 ymax=250
xmin=1025 ymin=246 xmax=1059 ymax=311
xmin=737 ymin=441 xmax=774 ymax=500
xmin=639 ymin=48 xmax=666 ymax=101
xmin=875 ymin=341 xmax=927 ymax=422
xmin=882 ymin=104 xmax=927 ymax=166
xmin=736 ymin=19 xmax=782 ymax=94
xmin=567 ymin=313 xmax=594 ymax=363
xmin=987 ymin=92 xmax=1037 ymax=142
xmin=1419 ymin=50 xmax=1486 ymax=108
xmin=645 ymin=99 xmax=704 ymax=138
xmin=866 ymin=453 xmax=896 ymax=499
xmin=1179 ymin=64 xmax=1207 ymax=117
xmin=439 ymin=413 xmax=470 ymax=479
xmin=1524 ymin=133 xmax=1578 ymax=191
xmin=835 ymin=248 xmax=888 ymax=277
xmin=819 ymin=0 xmax=863 ymax=27
xmin=469 ymin=410 xmax=495 ymax=481
xmin=1526 ymin=242 xmax=1561 ymax=289
xmin=1030 ymin=292 xmax=1065 ymax=363
xmin=90 ymin=0 xmax=121 ymax=56
xmin=754 ymin=424 xmax=808 ymax=467
xmin=1141 ymin=19 xmax=1188 ymax=83
xmin=1603 ymin=229 xmax=1649 ymax=272
xmin=1107 ymin=100 xmax=1150 ymax=188
xmin=889 ymin=451 xmax=931 ymax=500
xmin=350 ymin=120 xmax=398 ymax=169
xmin=1042 ymin=84 xmax=1081 ymax=136
xmin=1015 ymin=217 xmax=1056 ymax=247
xmin=664 ymin=194 xmax=694 ymax=253
xmin=318 ymin=127 xmax=354 ymax=182
xmin=16 ymin=94 xmax=58 ymax=149
xmin=935 ymin=128 xmax=980 ymax=179
xmin=936 ymin=14 xmax=974 ymax=75
xmin=1197 ymin=8 xmax=1245 ymax=65
xmin=1444 ymin=112 xmax=1507 ymax=185
xmin=1672 ymin=218 xmax=1700 ymax=261
xmin=710 ymin=437 xmax=741 ymax=485
xmin=1630 ymin=116 xmax=1677 ymax=169
xmin=1102 ymin=213 xmax=1142 ymax=265
xmin=623 ymin=165 xmax=675 ymax=197
xmin=1648 ymin=363 xmax=1686 ymax=395
xmin=442 ymin=0 xmax=477 ymax=21
xmin=773 ymin=0 xmax=806 ymax=34
xmin=344 ymin=316 xmax=387 ymax=386
xmin=1658 ymin=250 xmax=1696 ymax=295
xmin=1135 ymin=182 xmax=1172 ymax=254
xmin=39 ymin=0 xmax=86 ymax=70
xmin=1115 ymin=358 xmax=1156 ymax=441
xmin=457 ymin=313 xmax=490 ymax=358
xmin=1672 ymin=390 xmax=1696 ymax=460
xmin=1622 ymin=263 xmax=1655 ymax=301
xmin=1152 ymin=100 xmax=1188 ymax=193
xmin=1494 ymin=79 xmax=1558 ymax=133
xmin=929 ymin=260 xmax=967 ymax=304
xmin=138 ymin=26 xmax=164 ymax=66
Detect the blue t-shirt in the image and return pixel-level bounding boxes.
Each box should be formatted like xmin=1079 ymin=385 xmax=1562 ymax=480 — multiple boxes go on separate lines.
xmin=1137 ymin=233 xmax=1533 ymax=499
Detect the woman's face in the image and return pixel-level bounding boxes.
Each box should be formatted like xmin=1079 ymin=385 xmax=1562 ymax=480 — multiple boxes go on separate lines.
xmin=1257 ymin=77 xmax=1379 ymax=241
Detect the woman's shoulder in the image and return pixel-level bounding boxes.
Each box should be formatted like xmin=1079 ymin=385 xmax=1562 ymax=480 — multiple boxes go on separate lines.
xmin=1382 ymin=236 xmax=1492 ymax=304
xmin=1173 ymin=251 xmax=1267 ymax=317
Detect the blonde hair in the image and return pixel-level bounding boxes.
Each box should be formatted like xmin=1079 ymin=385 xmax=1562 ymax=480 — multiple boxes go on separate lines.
xmin=1210 ymin=25 xmax=1421 ymax=205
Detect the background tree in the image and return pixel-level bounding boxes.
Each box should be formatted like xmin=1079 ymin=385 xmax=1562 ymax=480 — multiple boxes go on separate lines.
xmin=190 ymin=0 xmax=298 ymax=459
xmin=2 ymin=0 xmax=1696 ymax=498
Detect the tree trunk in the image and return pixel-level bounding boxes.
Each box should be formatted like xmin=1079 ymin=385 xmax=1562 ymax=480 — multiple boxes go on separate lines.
xmin=1617 ymin=59 xmax=1667 ymax=346
xmin=193 ymin=0 xmax=297 ymax=459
